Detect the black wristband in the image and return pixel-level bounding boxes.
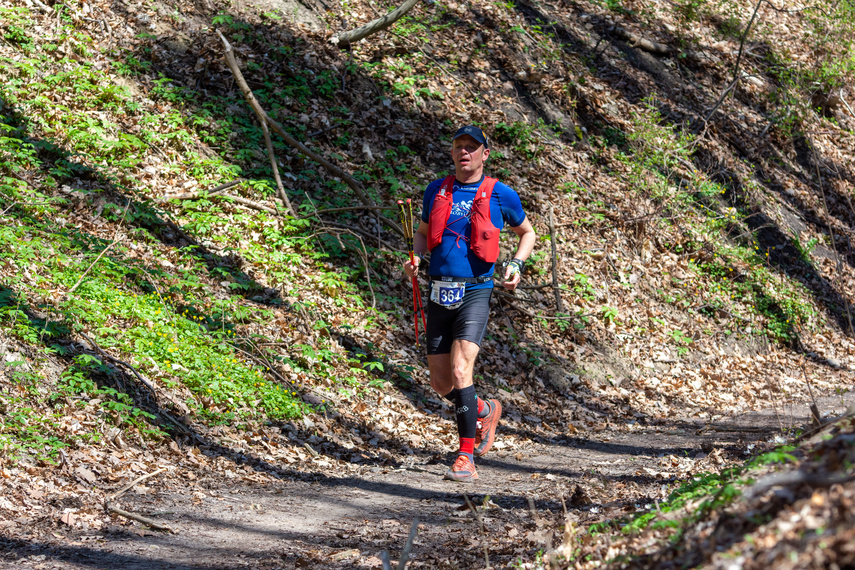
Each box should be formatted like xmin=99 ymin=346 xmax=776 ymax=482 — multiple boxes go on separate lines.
xmin=511 ymin=258 xmax=525 ymax=272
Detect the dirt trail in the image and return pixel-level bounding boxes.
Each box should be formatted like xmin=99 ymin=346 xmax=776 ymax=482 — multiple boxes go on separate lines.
xmin=4 ymin=395 xmax=850 ymax=570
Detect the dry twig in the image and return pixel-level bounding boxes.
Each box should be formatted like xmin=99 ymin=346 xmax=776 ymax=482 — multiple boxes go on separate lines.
xmin=548 ymin=204 xmax=564 ymax=312
xmin=464 ymin=495 xmax=490 ymax=569
xmin=156 ymin=179 xmax=243 ymax=202
xmin=105 ymin=468 xmax=173 ymax=532
xmin=397 ymin=518 xmax=419 ymax=570
xmin=66 ymin=202 xmax=129 ymax=296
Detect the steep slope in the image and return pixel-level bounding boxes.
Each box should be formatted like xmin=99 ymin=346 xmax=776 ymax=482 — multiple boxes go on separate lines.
xmin=1 ymin=0 xmax=854 ymax=567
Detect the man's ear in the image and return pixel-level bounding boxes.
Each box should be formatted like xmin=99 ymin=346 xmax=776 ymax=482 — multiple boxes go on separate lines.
xmin=482 ymin=148 xmax=490 ymax=162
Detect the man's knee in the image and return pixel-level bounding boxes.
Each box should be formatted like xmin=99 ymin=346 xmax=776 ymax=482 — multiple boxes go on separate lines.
xmin=450 ymin=361 xmax=474 ymax=388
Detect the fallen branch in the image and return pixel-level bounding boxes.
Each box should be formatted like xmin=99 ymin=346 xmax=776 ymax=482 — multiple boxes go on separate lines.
xmin=808 ymin=135 xmax=854 ymax=336
xmin=389 ymin=31 xmax=479 ymax=98
xmin=66 ymin=202 xmax=129 ymax=296
xmin=464 ymin=495 xmax=490 ymax=569
xmin=517 ymin=283 xmax=553 ymax=290
xmin=332 ymin=0 xmax=421 ymax=47
xmin=261 ymin=117 xmax=297 ymax=217
xmin=493 ymin=290 xmax=576 ymax=321
xmin=79 ymin=332 xmax=157 ymax=398
xmin=800 ymin=356 xmax=822 ymax=427
xmin=108 ymin=468 xmax=167 ymax=502
xmin=170 ymin=191 xmax=282 ymax=215
xmin=106 ymin=503 xmax=174 ymax=532
xmin=105 ymin=468 xmax=173 ymax=532
xmin=24 ymin=0 xmax=53 ymax=12
xmin=216 ymin=30 xmax=402 ymax=235
xmin=397 ymin=518 xmax=419 ymax=570
xmin=613 ymin=26 xmax=668 ymax=54
xmin=743 ymin=470 xmax=855 ymax=501
xmin=308 ymin=205 xmax=399 ymax=215
xmin=155 ymin=179 xmax=243 ymax=202
xmin=220 ymin=193 xmax=281 ymax=215
xmin=231 ymin=339 xmax=338 ymax=405
xmin=701 ymin=0 xmax=762 ymax=126
xmin=317 ymin=220 xmax=397 ymax=251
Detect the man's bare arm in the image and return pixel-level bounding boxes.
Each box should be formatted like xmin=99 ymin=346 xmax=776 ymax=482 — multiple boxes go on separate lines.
xmin=503 ymin=218 xmax=536 ymax=290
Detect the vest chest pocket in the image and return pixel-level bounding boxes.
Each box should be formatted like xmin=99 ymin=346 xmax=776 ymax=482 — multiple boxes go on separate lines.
xmin=430 ymin=281 xmax=466 ymax=309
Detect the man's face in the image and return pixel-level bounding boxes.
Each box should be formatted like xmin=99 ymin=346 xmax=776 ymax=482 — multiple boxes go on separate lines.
xmin=452 ymin=135 xmax=489 ymax=180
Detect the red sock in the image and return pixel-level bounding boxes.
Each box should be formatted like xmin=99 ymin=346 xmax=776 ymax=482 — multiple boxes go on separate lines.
xmin=459 ymin=437 xmax=475 ymax=457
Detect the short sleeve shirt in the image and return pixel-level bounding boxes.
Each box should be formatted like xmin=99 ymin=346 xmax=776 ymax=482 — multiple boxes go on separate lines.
xmin=421 ymin=175 xmax=526 ymax=290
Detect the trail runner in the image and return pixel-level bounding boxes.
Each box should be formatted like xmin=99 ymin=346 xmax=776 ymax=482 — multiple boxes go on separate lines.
xmin=403 ymin=125 xmax=536 ymax=482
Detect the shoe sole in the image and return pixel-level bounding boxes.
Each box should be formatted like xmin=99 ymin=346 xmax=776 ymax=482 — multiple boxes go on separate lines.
xmin=443 ymin=471 xmax=478 ymax=482
xmin=474 ymin=400 xmax=502 ymax=457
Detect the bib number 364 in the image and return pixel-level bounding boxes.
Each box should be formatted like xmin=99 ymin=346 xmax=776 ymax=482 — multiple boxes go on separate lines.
xmin=431 ymin=281 xmax=465 ymax=309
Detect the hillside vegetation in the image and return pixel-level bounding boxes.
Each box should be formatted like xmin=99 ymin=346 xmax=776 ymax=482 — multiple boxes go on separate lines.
xmin=1 ymin=0 xmax=855 ymax=567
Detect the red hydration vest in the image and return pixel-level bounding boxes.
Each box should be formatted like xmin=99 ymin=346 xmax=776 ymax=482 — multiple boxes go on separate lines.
xmin=427 ymin=175 xmax=500 ymax=263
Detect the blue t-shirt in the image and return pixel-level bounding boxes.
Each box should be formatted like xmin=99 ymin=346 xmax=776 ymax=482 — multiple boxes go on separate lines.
xmin=421 ymin=175 xmax=527 ymax=290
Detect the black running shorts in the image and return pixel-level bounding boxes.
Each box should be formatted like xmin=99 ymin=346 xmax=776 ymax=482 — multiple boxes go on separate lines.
xmin=426 ymin=286 xmax=493 ymax=355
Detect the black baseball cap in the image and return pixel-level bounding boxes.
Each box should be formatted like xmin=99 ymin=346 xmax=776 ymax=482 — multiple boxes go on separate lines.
xmin=452 ymin=125 xmax=489 ymax=149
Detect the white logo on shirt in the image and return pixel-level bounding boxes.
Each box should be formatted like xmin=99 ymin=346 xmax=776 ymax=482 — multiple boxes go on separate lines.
xmin=450 ymin=199 xmax=473 ymax=219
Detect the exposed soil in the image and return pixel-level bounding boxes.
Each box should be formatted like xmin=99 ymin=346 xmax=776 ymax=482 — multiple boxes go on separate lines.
xmin=2 ymin=394 xmax=851 ymax=570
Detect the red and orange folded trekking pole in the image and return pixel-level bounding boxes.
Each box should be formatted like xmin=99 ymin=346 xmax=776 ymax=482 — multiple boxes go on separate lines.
xmin=398 ymin=199 xmax=427 ymax=345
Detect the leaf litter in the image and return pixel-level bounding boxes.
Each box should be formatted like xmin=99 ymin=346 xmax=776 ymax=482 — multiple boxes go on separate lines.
xmin=0 ymin=0 xmax=855 ymax=567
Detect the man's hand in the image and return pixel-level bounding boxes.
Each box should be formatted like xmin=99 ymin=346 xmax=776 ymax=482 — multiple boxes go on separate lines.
xmin=502 ymin=259 xmax=523 ymax=290
xmin=404 ymin=256 xmax=420 ymax=279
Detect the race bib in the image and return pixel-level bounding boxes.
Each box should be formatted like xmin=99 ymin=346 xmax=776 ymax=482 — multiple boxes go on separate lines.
xmin=430 ymin=281 xmax=466 ymax=309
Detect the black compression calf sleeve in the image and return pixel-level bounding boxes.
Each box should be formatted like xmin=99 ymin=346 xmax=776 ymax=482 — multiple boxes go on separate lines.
xmin=454 ymin=386 xmax=478 ymax=439
xmin=444 ymin=388 xmax=459 ymax=404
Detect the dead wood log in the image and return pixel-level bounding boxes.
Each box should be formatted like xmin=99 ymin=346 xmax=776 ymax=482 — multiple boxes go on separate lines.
xmin=743 ymin=470 xmax=855 ymax=501
xmin=612 ymin=26 xmax=668 ymax=54
xmin=162 ymin=191 xmax=281 ymax=215
xmin=106 ymin=503 xmax=174 ymax=532
xmin=332 ymin=0 xmax=421 ymax=48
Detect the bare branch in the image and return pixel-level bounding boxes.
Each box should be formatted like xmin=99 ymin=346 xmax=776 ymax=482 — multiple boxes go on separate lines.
xmin=215 ymin=30 xmax=402 ymax=235
xmin=67 ymin=202 xmax=129 ymax=296
xmin=333 ymin=0 xmax=421 ymax=47
xmin=261 ymin=119 xmax=297 ymax=217
xmin=548 ymin=203 xmax=564 ymax=312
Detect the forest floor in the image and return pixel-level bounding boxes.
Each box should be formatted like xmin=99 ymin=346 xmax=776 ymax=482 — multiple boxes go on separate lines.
xmin=1 ymin=390 xmax=852 ymax=569
xmin=2 ymin=0 xmax=855 ymax=567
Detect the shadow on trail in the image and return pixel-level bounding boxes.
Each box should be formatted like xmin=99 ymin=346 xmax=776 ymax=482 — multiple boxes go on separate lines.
xmin=0 ymin=534 xmax=248 ymax=570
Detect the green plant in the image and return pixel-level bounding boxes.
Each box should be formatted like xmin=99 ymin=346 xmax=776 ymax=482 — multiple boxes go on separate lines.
xmin=791 ymin=231 xmax=819 ymax=262
xmin=601 ymin=306 xmax=618 ymax=324
xmin=493 ymin=121 xmax=542 ymax=159
xmin=572 ymin=273 xmax=596 ymax=301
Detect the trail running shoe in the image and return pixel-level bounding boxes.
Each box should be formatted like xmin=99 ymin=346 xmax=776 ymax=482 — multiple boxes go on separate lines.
xmin=443 ymin=455 xmax=478 ymax=482
xmin=474 ymin=399 xmax=502 ymax=457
